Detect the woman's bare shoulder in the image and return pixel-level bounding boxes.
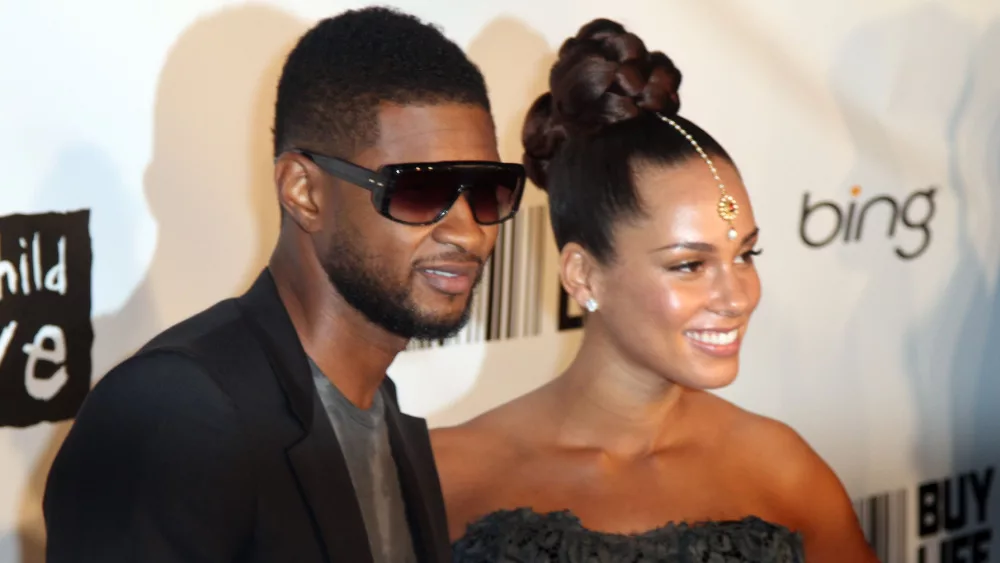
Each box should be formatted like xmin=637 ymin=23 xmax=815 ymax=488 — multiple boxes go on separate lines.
xmin=702 ymin=394 xmax=844 ymax=498
xmin=703 ymin=394 xmax=878 ymax=562
xmin=430 ymin=401 xmax=536 ymax=539
xmin=431 ymin=388 xmax=550 ymax=464
xmin=431 ymin=399 xmax=536 ymax=488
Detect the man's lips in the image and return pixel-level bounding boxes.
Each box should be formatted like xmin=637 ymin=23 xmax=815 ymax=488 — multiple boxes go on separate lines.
xmin=416 ymin=262 xmax=481 ymax=295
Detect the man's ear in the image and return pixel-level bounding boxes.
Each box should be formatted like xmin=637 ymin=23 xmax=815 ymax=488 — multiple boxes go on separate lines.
xmin=275 ymin=152 xmax=323 ymax=232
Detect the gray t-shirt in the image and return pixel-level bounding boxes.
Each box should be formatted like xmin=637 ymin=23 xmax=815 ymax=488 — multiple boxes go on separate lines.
xmin=309 ymin=359 xmax=418 ymax=563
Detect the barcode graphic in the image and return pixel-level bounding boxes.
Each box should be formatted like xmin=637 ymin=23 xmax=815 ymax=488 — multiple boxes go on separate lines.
xmin=407 ymin=205 xmax=548 ymax=350
xmin=854 ymin=489 xmax=908 ymax=563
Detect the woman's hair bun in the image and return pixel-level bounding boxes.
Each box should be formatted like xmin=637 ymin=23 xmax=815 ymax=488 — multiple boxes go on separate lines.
xmin=522 ymin=18 xmax=683 ymax=190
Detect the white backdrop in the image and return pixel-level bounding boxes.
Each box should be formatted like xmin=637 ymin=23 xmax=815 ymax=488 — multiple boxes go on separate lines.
xmin=1 ymin=1 xmax=998 ymax=561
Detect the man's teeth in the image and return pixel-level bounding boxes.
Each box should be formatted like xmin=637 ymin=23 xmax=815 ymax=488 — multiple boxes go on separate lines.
xmin=685 ymin=329 xmax=738 ymax=345
xmin=426 ymin=270 xmax=458 ymax=278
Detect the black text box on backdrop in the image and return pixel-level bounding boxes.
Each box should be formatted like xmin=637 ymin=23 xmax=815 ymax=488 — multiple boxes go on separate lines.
xmin=0 ymin=210 xmax=92 ymax=428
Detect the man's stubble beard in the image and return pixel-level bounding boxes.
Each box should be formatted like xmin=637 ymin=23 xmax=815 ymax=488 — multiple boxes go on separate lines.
xmin=320 ymin=234 xmax=482 ymax=341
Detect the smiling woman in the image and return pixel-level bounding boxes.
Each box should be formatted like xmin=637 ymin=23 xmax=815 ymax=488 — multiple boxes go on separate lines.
xmin=430 ymin=17 xmax=879 ymax=563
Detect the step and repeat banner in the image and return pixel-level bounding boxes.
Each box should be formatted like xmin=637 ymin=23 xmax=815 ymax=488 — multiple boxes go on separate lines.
xmin=1 ymin=1 xmax=998 ymax=561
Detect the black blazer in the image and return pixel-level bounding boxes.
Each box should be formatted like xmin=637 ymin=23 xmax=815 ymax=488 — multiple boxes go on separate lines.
xmin=43 ymin=270 xmax=451 ymax=563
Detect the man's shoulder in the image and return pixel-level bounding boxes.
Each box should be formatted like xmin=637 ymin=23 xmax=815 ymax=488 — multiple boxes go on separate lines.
xmin=88 ymin=347 xmax=236 ymax=423
xmin=139 ymin=296 xmax=248 ymax=359
xmin=91 ymin=295 xmax=275 ymax=416
xmin=135 ymin=296 xmax=268 ymax=380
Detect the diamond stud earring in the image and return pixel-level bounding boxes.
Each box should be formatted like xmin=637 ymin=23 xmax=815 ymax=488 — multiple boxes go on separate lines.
xmin=584 ymin=298 xmax=599 ymax=313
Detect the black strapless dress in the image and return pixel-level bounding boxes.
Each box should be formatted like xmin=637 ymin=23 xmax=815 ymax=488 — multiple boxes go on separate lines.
xmin=452 ymin=508 xmax=805 ymax=562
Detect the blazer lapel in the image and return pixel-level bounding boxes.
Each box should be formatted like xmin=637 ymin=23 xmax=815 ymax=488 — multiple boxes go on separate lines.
xmin=285 ymin=399 xmax=373 ymax=563
xmin=237 ymin=270 xmax=374 ymax=563
xmin=383 ymin=394 xmax=451 ymax=563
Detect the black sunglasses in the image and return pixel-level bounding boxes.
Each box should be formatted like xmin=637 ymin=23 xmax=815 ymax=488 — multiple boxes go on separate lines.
xmin=292 ymin=149 xmax=526 ymax=226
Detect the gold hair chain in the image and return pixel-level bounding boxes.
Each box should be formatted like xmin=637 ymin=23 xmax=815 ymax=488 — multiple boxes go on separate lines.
xmin=656 ymin=114 xmax=739 ymax=241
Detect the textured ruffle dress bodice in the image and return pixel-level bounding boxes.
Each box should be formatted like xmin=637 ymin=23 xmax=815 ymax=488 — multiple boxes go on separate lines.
xmin=452 ymin=508 xmax=804 ymax=563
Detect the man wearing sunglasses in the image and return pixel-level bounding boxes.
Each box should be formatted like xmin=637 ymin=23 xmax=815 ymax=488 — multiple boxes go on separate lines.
xmin=44 ymin=7 xmax=524 ymax=563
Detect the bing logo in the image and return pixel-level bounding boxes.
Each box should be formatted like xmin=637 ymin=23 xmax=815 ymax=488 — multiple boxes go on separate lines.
xmin=799 ymin=185 xmax=937 ymax=260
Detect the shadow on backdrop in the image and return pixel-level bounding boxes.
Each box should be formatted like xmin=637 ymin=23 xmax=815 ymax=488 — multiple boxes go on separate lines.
xmin=829 ymin=1 xmax=1000 ymax=548
xmin=12 ymin=4 xmax=308 ymax=561
xmin=1 ymin=143 xmax=129 ymax=563
xmin=827 ymin=4 xmax=974 ymax=493
xmin=914 ymin=14 xmax=1000 ymax=541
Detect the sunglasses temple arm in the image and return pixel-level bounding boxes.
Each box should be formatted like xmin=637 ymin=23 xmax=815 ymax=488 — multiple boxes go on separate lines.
xmin=311 ymin=154 xmax=383 ymax=193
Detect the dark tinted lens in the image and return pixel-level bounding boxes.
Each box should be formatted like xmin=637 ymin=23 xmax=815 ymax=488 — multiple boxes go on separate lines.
xmin=386 ymin=166 xmax=521 ymax=225
xmin=387 ymin=170 xmax=460 ymax=224
xmin=463 ymin=170 xmax=519 ymax=224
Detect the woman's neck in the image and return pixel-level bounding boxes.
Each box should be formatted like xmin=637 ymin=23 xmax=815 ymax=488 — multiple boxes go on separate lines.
xmin=544 ymin=326 xmax=690 ymax=459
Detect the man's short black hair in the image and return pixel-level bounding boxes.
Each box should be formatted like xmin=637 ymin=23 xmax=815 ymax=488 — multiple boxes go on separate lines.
xmin=273 ymin=6 xmax=491 ymax=159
